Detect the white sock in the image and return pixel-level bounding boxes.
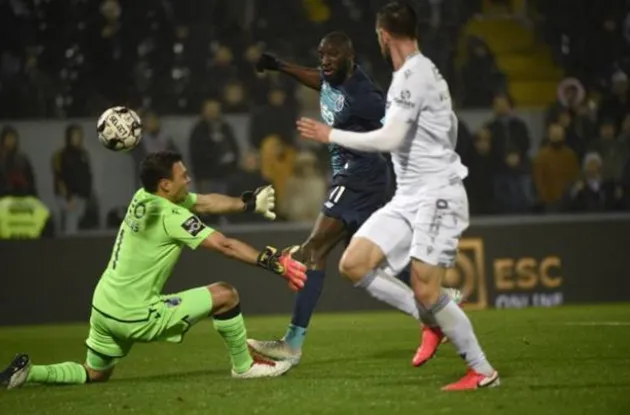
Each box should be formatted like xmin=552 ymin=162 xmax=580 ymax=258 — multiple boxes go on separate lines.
xmin=355 ymin=270 xmax=419 ymax=320
xmin=416 ymin=300 xmax=439 ymax=328
xmin=431 ymin=294 xmax=494 ymax=376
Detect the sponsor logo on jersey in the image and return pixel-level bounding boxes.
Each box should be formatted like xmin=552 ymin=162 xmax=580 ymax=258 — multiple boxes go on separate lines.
xmin=164 ymin=297 xmax=182 ymax=307
xmin=393 ymin=89 xmax=415 ymax=109
xmin=181 ymin=216 xmax=205 ymax=236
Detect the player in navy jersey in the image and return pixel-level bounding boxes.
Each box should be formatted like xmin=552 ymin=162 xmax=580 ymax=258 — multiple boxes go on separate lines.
xmin=247 ymin=32 xmax=461 ymax=366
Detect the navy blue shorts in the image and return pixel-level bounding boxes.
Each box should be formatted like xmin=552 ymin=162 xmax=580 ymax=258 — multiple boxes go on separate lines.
xmin=322 ymin=185 xmax=389 ymax=236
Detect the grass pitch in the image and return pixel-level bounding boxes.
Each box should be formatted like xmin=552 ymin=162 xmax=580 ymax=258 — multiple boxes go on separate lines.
xmin=1 ymin=305 xmax=629 ymax=415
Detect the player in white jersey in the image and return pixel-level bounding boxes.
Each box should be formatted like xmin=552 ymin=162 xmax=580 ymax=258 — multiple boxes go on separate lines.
xmin=296 ymin=1 xmax=499 ymax=391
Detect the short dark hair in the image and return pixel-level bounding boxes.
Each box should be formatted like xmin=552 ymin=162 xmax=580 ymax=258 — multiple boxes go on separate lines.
xmin=140 ymin=151 xmax=183 ymax=193
xmin=321 ymin=31 xmax=354 ymax=51
xmin=377 ymin=1 xmax=417 ymax=39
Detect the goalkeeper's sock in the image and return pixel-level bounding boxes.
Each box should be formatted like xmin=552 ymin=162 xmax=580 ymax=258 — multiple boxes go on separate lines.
xmin=212 ymin=304 xmax=254 ymax=374
xmin=356 ymin=270 xmax=420 ymax=320
xmin=429 ymin=293 xmax=494 ymax=376
xmin=285 ymin=270 xmax=325 ymax=349
xmin=27 ymin=362 xmax=88 ymax=384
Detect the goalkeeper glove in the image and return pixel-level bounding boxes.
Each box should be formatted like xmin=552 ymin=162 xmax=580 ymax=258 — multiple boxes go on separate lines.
xmin=241 ymin=185 xmax=276 ymax=220
xmin=257 ymin=245 xmax=307 ymax=291
xmin=256 ymin=53 xmax=282 ymax=73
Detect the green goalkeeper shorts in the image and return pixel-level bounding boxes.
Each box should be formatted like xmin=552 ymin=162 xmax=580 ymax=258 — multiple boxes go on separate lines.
xmin=85 ymin=286 xmax=213 ymax=362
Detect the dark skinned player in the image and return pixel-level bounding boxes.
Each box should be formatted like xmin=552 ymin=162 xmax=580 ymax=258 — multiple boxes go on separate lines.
xmin=247 ymin=32 xmax=462 ymax=366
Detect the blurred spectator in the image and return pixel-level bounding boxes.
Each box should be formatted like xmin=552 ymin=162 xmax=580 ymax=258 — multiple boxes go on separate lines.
xmin=52 ymin=124 xmax=93 ymax=235
xmin=226 ymin=150 xmax=269 ymax=224
xmin=494 ymin=148 xmax=534 ymax=214
xmin=618 ymin=112 xmax=630 ymax=146
xmin=588 ymin=119 xmax=629 ymax=182
xmin=462 ymin=127 xmax=496 ymax=215
xmin=3 ymin=51 xmax=57 ymax=119
xmin=590 ymin=18 xmax=625 ymax=84
xmin=132 ymin=111 xmax=179 ymax=180
xmin=250 ymin=88 xmax=296 ymax=149
xmin=241 ymin=43 xmax=269 ymax=105
xmin=88 ymin=0 xmax=136 ymax=106
xmin=189 ymin=99 xmax=240 ymax=195
xmin=556 ymin=109 xmax=588 ymax=161
xmin=533 ymin=123 xmax=580 ymax=212
xmin=221 ymin=81 xmax=250 ymax=113
xmin=485 ymin=93 xmax=531 ymax=173
xmin=598 ymin=71 xmax=630 ymax=130
xmin=544 ymin=77 xmax=586 ymax=126
xmin=205 ymin=45 xmax=240 ymax=98
xmin=460 ymin=36 xmax=506 ymax=108
xmin=565 ymin=152 xmax=625 ymax=212
xmin=279 ymin=151 xmax=326 ymax=222
xmin=0 ymin=126 xmax=36 ymax=197
xmin=622 ymin=157 xmax=630 ymax=209
xmin=260 ymin=134 xmax=296 ymax=207
xmin=454 ymin=112 xmax=473 ymax=158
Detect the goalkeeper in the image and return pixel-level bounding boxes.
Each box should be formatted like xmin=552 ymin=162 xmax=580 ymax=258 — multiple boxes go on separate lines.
xmin=1 ymin=151 xmax=307 ymax=388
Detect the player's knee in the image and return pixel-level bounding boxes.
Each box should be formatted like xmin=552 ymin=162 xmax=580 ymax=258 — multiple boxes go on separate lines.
xmin=85 ymin=366 xmax=113 ymax=383
xmin=208 ymin=282 xmax=240 ymax=314
xmin=410 ymin=260 xmax=443 ymax=307
xmin=339 ymin=238 xmax=383 ymax=283
xmin=338 ymin=250 xmax=369 ymax=283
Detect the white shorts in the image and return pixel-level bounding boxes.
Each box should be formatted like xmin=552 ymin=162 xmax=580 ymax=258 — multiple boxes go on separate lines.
xmin=354 ymin=179 xmax=469 ymax=277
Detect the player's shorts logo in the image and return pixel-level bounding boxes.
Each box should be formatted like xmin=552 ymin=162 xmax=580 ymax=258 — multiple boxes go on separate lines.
xmin=443 ymin=238 xmax=487 ymax=309
xmin=181 ymin=216 xmax=205 ymax=236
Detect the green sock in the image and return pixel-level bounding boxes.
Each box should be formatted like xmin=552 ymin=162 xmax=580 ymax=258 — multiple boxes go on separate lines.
xmin=27 ymin=362 xmax=87 ymax=385
xmin=212 ymin=307 xmax=253 ymax=374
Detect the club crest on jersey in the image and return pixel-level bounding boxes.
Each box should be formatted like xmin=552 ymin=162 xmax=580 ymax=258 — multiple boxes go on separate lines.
xmin=181 ymin=216 xmax=205 ymax=236
xmin=334 ymin=95 xmax=345 ymax=112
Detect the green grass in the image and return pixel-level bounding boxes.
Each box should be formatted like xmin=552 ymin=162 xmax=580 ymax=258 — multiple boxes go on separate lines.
xmin=1 ymin=305 xmax=630 ymax=415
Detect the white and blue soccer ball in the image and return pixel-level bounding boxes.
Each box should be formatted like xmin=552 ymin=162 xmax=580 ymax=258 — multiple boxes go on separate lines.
xmin=97 ymin=106 xmax=142 ymax=152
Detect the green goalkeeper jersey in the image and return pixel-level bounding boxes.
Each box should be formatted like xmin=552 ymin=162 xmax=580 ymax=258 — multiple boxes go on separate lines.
xmin=92 ymin=188 xmax=214 ymax=321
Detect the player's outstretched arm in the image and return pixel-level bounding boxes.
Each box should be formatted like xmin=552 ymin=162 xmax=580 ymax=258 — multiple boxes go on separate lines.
xmin=193 ymin=185 xmax=276 ymax=220
xmin=200 ymin=232 xmax=306 ymax=291
xmin=296 ymin=116 xmax=410 ymax=152
xmin=256 ymin=53 xmax=322 ymax=91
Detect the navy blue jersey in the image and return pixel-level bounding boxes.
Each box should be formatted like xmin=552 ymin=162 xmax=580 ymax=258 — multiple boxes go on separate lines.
xmin=319 ymin=65 xmax=389 ymax=191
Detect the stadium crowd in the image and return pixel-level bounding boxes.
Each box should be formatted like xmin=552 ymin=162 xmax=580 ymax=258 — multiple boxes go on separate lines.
xmin=1 ymin=0 xmax=630 ymax=236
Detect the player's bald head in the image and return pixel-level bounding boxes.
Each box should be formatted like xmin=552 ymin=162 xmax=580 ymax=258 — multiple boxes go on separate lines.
xmin=318 ymin=32 xmax=355 ymax=85
xmin=320 ymin=31 xmax=354 ymax=54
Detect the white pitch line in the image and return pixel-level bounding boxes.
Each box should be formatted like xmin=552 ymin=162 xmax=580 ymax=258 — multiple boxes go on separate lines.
xmin=563 ymin=322 xmax=630 ymax=326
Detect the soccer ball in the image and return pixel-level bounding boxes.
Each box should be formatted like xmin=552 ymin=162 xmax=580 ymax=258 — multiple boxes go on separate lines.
xmin=97 ymin=106 xmax=142 ymax=152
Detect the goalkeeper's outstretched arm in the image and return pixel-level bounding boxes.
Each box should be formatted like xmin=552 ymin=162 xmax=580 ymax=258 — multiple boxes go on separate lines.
xmin=200 ymin=232 xmax=306 ymax=291
xmin=193 ymin=185 xmax=276 ymax=220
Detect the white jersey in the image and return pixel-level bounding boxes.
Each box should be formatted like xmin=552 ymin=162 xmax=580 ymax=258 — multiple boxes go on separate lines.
xmin=384 ymin=53 xmax=467 ymax=197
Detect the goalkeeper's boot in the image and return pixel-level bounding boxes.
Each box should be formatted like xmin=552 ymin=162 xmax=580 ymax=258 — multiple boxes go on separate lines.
xmin=441 ymin=369 xmax=500 ymax=391
xmin=412 ymin=288 xmax=463 ymax=367
xmin=231 ymin=355 xmax=292 ymax=379
xmin=0 ymin=353 xmax=31 ymax=390
xmin=246 ymin=339 xmax=302 ymax=366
